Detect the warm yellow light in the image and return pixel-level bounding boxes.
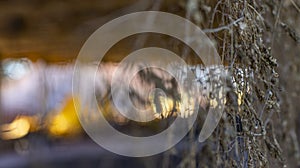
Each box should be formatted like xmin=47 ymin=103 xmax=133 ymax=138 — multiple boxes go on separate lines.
xmin=47 ymin=96 xmax=82 ymax=137
xmin=209 ymin=89 xmax=227 ymax=109
xmin=237 ymin=91 xmax=243 ymax=106
xmin=178 ymin=93 xmax=195 ymax=118
xmin=150 ymin=94 xmax=174 ymax=119
xmin=49 ymin=114 xmax=69 ymax=136
xmin=1 ymin=116 xmax=31 ymax=140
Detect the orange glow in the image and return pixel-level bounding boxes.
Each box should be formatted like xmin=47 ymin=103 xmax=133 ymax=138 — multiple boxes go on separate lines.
xmin=47 ymin=96 xmax=82 ymax=137
xmin=1 ymin=116 xmax=39 ymax=140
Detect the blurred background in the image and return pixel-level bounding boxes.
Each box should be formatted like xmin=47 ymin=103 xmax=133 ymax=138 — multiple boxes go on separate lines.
xmin=0 ymin=1 xmax=195 ymax=167
xmin=1 ymin=0 xmax=300 ymax=167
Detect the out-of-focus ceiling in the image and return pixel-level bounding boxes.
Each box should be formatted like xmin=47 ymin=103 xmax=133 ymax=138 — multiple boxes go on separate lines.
xmin=0 ymin=0 xmax=181 ymax=62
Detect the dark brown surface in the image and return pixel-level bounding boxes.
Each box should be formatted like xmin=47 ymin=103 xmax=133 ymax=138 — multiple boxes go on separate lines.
xmin=0 ymin=0 xmax=182 ymax=62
